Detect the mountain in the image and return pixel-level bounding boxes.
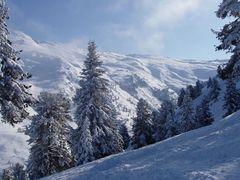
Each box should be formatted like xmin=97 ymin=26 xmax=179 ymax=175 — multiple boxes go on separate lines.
xmin=0 ymin=31 xmax=225 ymax=172
xmin=11 ymin=31 xmax=225 ymax=124
xmin=42 ymin=110 xmax=240 ymax=180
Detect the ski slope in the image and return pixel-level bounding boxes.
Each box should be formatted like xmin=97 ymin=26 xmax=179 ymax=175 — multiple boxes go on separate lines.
xmin=43 ymin=111 xmax=240 ymax=180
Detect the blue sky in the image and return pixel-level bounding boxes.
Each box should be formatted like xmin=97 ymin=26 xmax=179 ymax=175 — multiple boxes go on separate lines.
xmin=8 ymin=0 xmax=230 ymax=60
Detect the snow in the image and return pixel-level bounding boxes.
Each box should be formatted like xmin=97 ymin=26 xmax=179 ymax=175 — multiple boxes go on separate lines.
xmin=0 ymin=122 xmax=29 ymax=171
xmin=43 ymin=111 xmax=240 ymax=180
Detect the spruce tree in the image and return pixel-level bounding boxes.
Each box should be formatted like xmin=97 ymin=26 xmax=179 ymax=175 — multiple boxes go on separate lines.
xmin=164 ymin=114 xmax=178 ymax=139
xmin=119 ymin=123 xmax=130 ymax=150
xmin=0 ymin=0 xmax=32 ymax=126
xmin=152 ymin=100 xmax=176 ymax=142
xmin=2 ymin=163 xmax=27 ymax=180
xmin=2 ymin=167 xmax=14 ymax=180
xmin=179 ymin=91 xmax=195 ymax=133
xmin=214 ymin=0 xmax=240 ymax=79
xmin=207 ymin=77 xmax=213 ymax=88
xmin=209 ymin=78 xmax=221 ymax=101
xmin=132 ymin=98 xmax=153 ymax=149
xmin=72 ymin=41 xmax=123 ymax=166
xmin=187 ymin=85 xmax=195 ymax=99
xmin=27 ymin=92 xmax=73 ymax=179
xmin=223 ymin=78 xmax=240 ymax=117
xmin=194 ymin=80 xmax=204 ymax=98
xmin=177 ymin=88 xmax=186 ymax=107
xmin=195 ymin=97 xmax=214 ymax=127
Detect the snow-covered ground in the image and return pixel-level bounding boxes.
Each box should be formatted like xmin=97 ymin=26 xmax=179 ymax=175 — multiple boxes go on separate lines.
xmin=43 ymin=111 xmax=240 ymax=180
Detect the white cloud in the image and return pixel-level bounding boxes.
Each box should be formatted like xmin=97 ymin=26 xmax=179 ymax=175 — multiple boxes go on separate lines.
xmin=138 ymin=0 xmax=203 ymax=28
xmin=110 ymin=0 xmax=204 ymax=54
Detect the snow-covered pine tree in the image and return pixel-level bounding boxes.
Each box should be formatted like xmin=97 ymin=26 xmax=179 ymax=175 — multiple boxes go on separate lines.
xmin=209 ymin=78 xmax=221 ymax=101
xmin=177 ymin=88 xmax=186 ymax=107
xmin=194 ymin=80 xmax=204 ymax=98
xmin=152 ymin=109 xmax=162 ymax=142
xmin=132 ymin=98 xmax=154 ymax=149
xmin=27 ymin=92 xmax=73 ymax=179
xmin=2 ymin=167 xmax=14 ymax=180
xmin=195 ymin=96 xmax=214 ymax=128
xmin=214 ymin=0 xmax=240 ymax=79
xmin=119 ymin=123 xmax=130 ymax=150
xmin=187 ymin=85 xmax=195 ymax=99
xmin=178 ymin=91 xmax=195 ymax=133
xmin=207 ymin=77 xmax=213 ymax=88
xmin=223 ymin=78 xmax=240 ymax=117
xmin=164 ymin=113 xmax=178 ymax=139
xmin=0 ymin=0 xmax=32 ymax=126
xmin=2 ymin=163 xmax=27 ymax=180
xmin=152 ymin=100 xmax=176 ymax=142
xmin=72 ymin=41 xmax=123 ymax=166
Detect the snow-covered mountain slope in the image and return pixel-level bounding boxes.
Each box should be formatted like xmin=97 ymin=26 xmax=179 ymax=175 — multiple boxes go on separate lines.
xmin=12 ymin=30 xmax=225 ymax=122
xmin=43 ymin=110 xmax=240 ymax=180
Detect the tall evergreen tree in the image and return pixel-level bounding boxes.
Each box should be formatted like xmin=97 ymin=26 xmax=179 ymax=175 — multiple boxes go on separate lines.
xmin=2 ymin=163 xmax=27 ymax=180
xmin=214 ymin=0 xmax=240 ymax=79
xmin=207 ymin=77 xmax=213 ymax=88
xmin=177 ymin=88 xmax=186 ymax=107
xmin=119 ymin=123 xmax=130 ymax=150
xmin=187 ymin=85 xmax=195 ymax=99
xmin=132 ymin=98 xmax=153 ymax=149
xmin=178 ymin=91 xmax=195 ymax=133
xmin=209 ymin=78 xmax=221 ymax=101
xmin=0 ymin=0 xmax=32 ymax=125
xmin=27 ymin=92 xmax=73 ymax=179
xmin=2 ymin=167 xmax=14 ymax=180
xmin=195 ymin=96 xmax=214 ymax=128
xmin=152 ymin=100 xmax=176 ymax=142
xmin=194 ymin=80 xmax=204 ymax=98
xmin=223 ymin=78 xmax=240 ymax=117
xmin=72 ymin=41 xmax=123 ymax=166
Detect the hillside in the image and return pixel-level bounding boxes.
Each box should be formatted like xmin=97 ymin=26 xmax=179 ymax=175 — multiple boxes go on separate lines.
xmin=43 ymin=111 xmax=240 ymax=180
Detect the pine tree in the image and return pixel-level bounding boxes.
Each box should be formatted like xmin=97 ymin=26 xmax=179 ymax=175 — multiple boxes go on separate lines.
xmin=207 ymin=77 xmax=213 ymax=88
xmin=209 ymin=78 xmax=221 ymax=101
xmin=72 ymin=41 xmax=123 ymax=166
xmin=187 ymin=85 xmax=195 ymax=99
xmin=223 ymin=78 xmax=240 ymax=117
xmin=164 ymin=113 xmax=178 ymax=139
xmin=152 ymin=100 xmax=176 ymax=142
xmin=0 ymin=0 xmax=32 ymax=126
xmin=179 ymin=91 xmax=195 ymax=133
xmin=177 ymin=88 xmax=186 ymax=107
xmin=2 ymin=163 xmax=27 ymax=180
xmin=2 ymin=167 xmax=14 ymax=180
xmin=195 ymin=97 xmax=214 ymax=128
xmin=214 ymin=0 xmax=240 ymax=79
xmin=119 ymin=124 xmax=130 ymax=150
xmin=132 ymin=98 xmax=153 ymax=149
xmin=27 ymin=92 xmax=73 ymax=179
xmin=194 ymin=80 xmax=204 ymax=98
